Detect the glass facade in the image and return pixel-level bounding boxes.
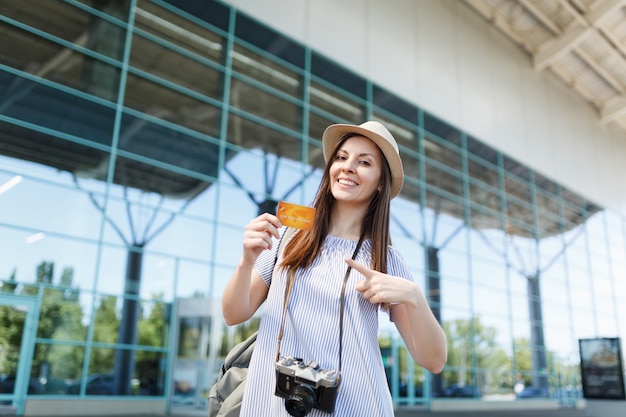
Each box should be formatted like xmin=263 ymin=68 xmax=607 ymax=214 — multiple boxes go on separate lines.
xmin=0 ymin=0 xmax=624 ymax=413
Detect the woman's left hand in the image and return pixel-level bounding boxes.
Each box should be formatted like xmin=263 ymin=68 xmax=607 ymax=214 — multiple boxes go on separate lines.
xmin=347 ymin=258 xmax=417 ymax=307
xmin=347 ymin=257 xmax=447 ymax=374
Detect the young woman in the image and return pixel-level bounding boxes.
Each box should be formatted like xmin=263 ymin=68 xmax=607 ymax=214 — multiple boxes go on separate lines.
xmin=222 ymin=121 xmax=447 ymax=416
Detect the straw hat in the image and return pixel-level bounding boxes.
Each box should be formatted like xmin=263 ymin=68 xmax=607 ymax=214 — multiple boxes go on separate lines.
xmin=322 ymin=121 xmax=404 ymax=199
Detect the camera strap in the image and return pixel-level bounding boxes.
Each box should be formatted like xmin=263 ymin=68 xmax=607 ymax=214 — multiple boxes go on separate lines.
xmin=275 ymin=233 xmax=366 ymax=383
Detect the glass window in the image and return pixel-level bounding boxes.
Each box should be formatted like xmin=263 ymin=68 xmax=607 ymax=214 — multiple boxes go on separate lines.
xmin=309 ymin=82 xmax=365 ymax=126
xmin=310 ymin=52 xmax=366 ymax=100
xmin=91 ymin=294 xmax=120 ymax=343
xmin=504 ymin=175 xmax=534 ymax=237
xmin=605 ymin=211 xmax=626 ymax=258
xmin=509 ymin=277 xmax=530 ymax=324
xmin=122 ymin=74 xmax=222 ymax=137
xmin=32 ymin=343 xmax=85 ymax=395
xmin=468 ymin=159 xmax=501 ymax=219
xmin=229 ymin=77 xmax=302 ymax=132
xmin=470 ymin=202 xmax=502 ymax=238
xmin=306 ymin=113 xmax=336 ymax=169
xmin=2 ymin=0 xmax=626 ymax=409
xmin=226 ymin=114 xmax=301 ymax=160
xmin=137 ymin=299 xmax=171 ymax=348
xmin=423 ymin=111 xmax=461 ymax=148
xmin=399 ymin=151 xmax=421 ymax=200
xmin=467 ymin=135 xmax=499 ymax=167
xmin=373 ymin=86 xmax=417 ymax=125
xmin=135 ymin=0 xmax=226 ymax=70
xmin=541 ymin=276 xmax=569 ymax=305
xmin=162 ymin=0 xmax=231 ymax=33
xmin=235 ymin=12 xmax=305 ymax=69
xmin=473 ymin=284 xmax=509 ymax=315
xmin=35 ymin=287 xmax=88 ymax=341
xmin=176 ymin=261 xmax=211 ymax=299
xmin=82 ymin=347 xmax=164 ymax=396
xmin=470 ymin=254 xmax=507 ymax=291
xmin=0 ymin=1 xmax=127 ymax=101
xmin=2 ymin=83 xmax=116 ymax=147
xmin=440 ymin=277 xmax=471 ymax=312
xmin=0 ymin=168 xmax=104 ymax=237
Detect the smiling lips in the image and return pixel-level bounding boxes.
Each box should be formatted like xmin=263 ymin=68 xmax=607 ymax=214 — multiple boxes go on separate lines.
xmin=338 ymin=178 xmax=358 ymax=187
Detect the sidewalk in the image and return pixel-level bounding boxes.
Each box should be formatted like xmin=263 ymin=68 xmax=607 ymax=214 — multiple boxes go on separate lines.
xmin=161 ymin=405 xmax=586 ymax=417
xmin=393 ymin=406 xmax=585 ymax=417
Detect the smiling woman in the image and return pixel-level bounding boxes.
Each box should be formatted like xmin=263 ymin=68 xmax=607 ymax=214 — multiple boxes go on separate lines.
xmin=0 ymin=0 xmax=625 ymax=416
xmin=222 ymin=121 xmax=447 ymax=417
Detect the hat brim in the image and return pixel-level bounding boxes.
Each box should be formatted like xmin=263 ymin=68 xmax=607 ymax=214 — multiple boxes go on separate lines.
xmin=322 ymin=123 xmax=404 ymax=199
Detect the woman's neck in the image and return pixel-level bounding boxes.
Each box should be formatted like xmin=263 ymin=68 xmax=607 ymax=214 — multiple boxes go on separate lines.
xmin=328 ymin=203 xmax=367 ymax=241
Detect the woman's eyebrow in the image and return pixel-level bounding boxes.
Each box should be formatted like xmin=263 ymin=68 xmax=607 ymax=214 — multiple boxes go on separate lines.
xmin=338 ymin=148 xmax=376 ymax=158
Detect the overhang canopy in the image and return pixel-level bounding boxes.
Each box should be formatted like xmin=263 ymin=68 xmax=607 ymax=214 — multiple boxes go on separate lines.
xmin=0 ymin=0 xmax=601 ymax=238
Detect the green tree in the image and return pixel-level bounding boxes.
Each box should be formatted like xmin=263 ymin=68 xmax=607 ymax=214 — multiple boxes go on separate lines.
xmin=137 ymin=293 xmax=168 ymax=349
xmin=0 ymin=268 xmax=18 ymax=293
xmin=513 ymin=337 xmax=532 ymax=384
xmin=444 ymin=316 xmax=511 ymax=393
xmin=36 ymin=261 xmax=54 ymax=285
xmin=31 ymin=264 xmax=86 ymax=380
xmin=0 ymin=305 xmax=26 ymax=374
xmin=136 ymin=294 xmax=169 ymax=395
xmin=0 ymin=262 xmax=86 ymax=383
xmin=91 ymin=295 xmax=119 ymax=373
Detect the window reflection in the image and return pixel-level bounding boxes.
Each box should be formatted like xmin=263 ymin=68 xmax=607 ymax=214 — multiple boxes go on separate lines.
xmin=0 ymin=0 xmax=623 ymax=409
xmin=31 ymin=343 xmax=85 ymax=395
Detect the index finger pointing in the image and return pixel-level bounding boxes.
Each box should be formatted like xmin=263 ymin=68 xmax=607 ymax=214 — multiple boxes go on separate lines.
xmin=344 ymin=257 xmax=372 ymax=278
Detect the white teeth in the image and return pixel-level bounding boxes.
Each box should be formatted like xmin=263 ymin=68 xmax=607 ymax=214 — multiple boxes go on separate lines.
xmin=338 ymin=179 xmax=357 ymax=186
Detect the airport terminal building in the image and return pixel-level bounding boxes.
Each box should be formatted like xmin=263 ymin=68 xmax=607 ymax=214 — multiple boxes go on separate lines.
xmin=0 ymin=0 xmax=625 ymax=415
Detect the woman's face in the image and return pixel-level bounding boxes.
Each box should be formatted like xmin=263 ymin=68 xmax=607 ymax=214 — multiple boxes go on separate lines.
xmin=329 ymin=135 xmax=383 ymax=205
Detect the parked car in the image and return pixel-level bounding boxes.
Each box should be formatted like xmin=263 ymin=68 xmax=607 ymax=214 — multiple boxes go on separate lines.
xmin=441 ymin=384 xmax=480 ymax=398
xmin=399 ymin=382 xmax=423 ymax=397
xmin=65 ymin=373 xmax=114 ymax=395
xmin=0 ymin=374 xmax=45 ymax=394
xmin=516 ymin=386 xmax=548 ymax=398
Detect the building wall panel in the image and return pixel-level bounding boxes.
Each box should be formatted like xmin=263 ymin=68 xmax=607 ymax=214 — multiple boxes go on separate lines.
xmin=227 ymin=0 xmax=626 ymax=215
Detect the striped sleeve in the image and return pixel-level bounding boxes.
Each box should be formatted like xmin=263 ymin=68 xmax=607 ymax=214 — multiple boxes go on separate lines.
xmin=254 ymin=227 xmax=293 ymax=286
xmin=387 ymin=244 xmax=413 ymax=281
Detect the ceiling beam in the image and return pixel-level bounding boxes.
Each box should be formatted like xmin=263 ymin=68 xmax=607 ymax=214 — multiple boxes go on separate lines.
xmin=463 ymin=0 xmax=493 ymax=18
xmin=600 ymin=96 xmax=626 ymax=123
xmin=533 ymin=25 xmax=592 ymax=71
xmin=557 ymin=0 xmax=589 ymax=27
xmin=519 ymin=0 xmax=561 ymax=34
xmin=576 ymin=47 xmax=625 ymax=94
xmin=585 ymin=0 xmax=625 ymax=27
xmin=585 ymin=0 xmax=626 ymax=62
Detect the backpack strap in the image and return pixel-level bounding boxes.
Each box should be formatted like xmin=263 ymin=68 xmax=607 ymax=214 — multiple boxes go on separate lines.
xmin=207 ymin=228 xmax=298 ymax=417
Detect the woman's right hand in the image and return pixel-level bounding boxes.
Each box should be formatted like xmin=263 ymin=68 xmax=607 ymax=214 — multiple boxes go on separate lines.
xmin=241 ymin=213 xmax=282 ymax=264
xmin=223 ymin=212 xmax=281 ymax=326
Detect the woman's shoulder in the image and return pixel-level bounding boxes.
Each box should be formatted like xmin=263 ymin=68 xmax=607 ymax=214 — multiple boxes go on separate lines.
xmin=387 ymin=243 xmax=404 ymax=258
xmin=386 ymin=244 xmax=412 ymax=277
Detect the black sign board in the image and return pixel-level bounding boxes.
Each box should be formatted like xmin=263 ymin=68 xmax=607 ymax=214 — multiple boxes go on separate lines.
xmin=579 ymin=337 xmax=625 ymax=400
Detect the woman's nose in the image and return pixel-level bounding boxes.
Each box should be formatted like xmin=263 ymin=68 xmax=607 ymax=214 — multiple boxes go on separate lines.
xmin=340 ymin=158 xmax=356 ymax=172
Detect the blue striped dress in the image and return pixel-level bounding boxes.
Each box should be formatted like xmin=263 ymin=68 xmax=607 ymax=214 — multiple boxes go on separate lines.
xmin=240 ymin=230 xmax=412 ymax=416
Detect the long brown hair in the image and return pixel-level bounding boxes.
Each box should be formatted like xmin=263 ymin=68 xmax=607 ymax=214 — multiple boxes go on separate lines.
xmin=280 ymin=134 xmax=393 ymax=273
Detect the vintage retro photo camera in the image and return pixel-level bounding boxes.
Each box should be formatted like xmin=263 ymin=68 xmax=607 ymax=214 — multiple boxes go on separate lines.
xmin=275 ymin=356 xmax=339 ymax=416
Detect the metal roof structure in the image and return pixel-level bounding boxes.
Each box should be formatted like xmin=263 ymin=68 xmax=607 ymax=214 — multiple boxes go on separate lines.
xmin=0 ymin=0 xmax=602 ymax=239
xmin=463 ymin=0 xmax=626 ymax=135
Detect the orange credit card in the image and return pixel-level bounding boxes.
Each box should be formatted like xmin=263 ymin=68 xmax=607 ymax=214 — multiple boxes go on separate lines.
xmin=276 ymin=201 xmax=316 ymax=230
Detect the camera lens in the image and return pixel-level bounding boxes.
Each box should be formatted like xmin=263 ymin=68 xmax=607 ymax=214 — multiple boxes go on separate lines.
xmin=285 ymin=384 xmax=316 ymax=417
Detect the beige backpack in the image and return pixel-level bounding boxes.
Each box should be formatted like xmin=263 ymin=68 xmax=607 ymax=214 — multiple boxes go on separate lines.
xmin=207 ymin=227 xmax=294 ymax=417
